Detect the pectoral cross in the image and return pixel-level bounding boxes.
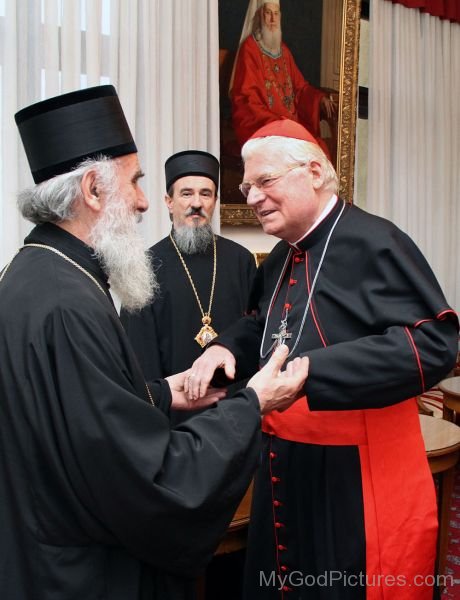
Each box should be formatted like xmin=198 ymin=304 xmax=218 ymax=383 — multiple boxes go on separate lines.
xmin=271 ymin=318 xmax=292 ymax=347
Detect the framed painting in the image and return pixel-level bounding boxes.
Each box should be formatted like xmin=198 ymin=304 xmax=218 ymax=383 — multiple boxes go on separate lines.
xmin=218 ymin=0 xmax=361 ymax=225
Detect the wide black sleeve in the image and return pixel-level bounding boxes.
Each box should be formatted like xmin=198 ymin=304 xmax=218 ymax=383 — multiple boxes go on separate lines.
xmin=303 ymin=226 xmax=459 ymax=410
xmin=34 ymin=305 xmax=261 ymax=577
xmin=120 ymin=303 xmax=165 ymax=381
xmin=304 ymin=318 xmax=457 ymax=410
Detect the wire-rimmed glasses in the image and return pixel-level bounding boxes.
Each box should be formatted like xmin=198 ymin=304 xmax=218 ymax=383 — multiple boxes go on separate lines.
xmin=239 ymin=163 xmax=306 ymax=199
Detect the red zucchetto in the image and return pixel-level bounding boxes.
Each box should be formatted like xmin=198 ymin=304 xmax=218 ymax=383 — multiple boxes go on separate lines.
xmin=248 ymin=118 xmax=320 ymax=146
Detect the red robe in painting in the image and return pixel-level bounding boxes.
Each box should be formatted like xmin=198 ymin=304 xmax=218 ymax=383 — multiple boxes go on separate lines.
xmin=231 ymin=35 xmax=327 ymax=152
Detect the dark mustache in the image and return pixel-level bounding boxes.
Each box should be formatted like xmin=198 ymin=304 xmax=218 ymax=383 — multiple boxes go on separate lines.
xmin=185 ymin=207 xmax=208 ymax=218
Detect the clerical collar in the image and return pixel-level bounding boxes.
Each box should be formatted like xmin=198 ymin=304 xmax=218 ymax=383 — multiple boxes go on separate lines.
xmin=291 ymin=195 xmax=338 ymax=249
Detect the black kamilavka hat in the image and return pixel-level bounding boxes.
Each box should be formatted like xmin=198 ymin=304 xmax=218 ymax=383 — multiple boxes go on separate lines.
xmin=15 ymin=85 xmax=137 ymax=184
xmin=165 ymin=150 xmax=219 ymax=192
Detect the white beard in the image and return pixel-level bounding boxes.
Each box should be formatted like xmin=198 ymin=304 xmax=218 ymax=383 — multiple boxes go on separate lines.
xmin=259 ymin=23 xmax=282 ymax=55
xmin=89 ymin=193 xmax=158 ymax=313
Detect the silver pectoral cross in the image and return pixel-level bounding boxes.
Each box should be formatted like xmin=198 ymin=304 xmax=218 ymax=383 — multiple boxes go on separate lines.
xmin=271 ymin=318 xmax=292 ymax=347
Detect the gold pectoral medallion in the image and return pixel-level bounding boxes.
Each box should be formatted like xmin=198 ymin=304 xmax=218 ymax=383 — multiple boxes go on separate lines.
xmin=169 ymin=233 xmax=218 ymax=349
xmin=195 ymin=316 xmax=218 ymax=348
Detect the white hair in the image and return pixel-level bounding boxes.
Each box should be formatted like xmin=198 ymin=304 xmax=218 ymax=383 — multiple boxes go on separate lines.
xmin=241 ymin=136 xmax=338 ymax=194
xmin=17 ymin=156 xmax=115 ymax=224
xmin=18 ymin=156 xmax=158 ymax=312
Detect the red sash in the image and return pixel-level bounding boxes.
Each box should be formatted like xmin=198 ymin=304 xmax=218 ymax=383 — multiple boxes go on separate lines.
xmin=262 ymin=398 xmax=437 ymax=600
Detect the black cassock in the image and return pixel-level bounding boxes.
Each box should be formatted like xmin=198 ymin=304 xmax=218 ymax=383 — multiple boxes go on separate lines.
xmin=0 ymin=223 xmax=261 ymax=600
xmin=214 ymin=200 xmax=459 ymax=600
xmin=120 ymin=234 xmax=256 ymax=380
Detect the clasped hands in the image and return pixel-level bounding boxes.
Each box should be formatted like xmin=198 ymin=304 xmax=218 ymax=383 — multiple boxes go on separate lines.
xmin=166 ymin=344 xmax=309 ymax=415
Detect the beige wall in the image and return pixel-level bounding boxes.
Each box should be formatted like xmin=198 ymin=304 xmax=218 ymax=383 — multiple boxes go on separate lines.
xmin=221 ymin=225 xmax=278 ymax=254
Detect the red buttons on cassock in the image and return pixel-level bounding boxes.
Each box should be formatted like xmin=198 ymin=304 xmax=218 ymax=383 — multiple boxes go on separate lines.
xmin=278 ymin=544 xmax=287 ymax=551
xmin=294 ymin=256 xmax=304 ymax=263
xmin=273 ymin=500 xmax=282 ymax=507
xmin=269 ymin=452 xmax=276 ymax=459
xmin=275 ymin=522 xmax=284 ymax=528
xmin=282 ymin=586 xmax=292 ymax=592
xmin=280 ymin=565 xmax=288 ymax=572
xmin=289 ymin=278 xmax=297 ymax=286
xmin=271 ymin=476 xmax=280 ymax=483
xmin=284 ymin=303 xmax=292 ymax=311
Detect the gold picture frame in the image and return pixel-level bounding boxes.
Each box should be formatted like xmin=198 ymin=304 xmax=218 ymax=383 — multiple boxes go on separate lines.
xmin=220 ymin=0 xmax=361 ymax=226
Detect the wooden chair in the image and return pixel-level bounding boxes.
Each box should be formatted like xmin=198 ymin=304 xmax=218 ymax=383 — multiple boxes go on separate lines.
xmin=439 ymin=376 xmax=460 ymax=423
xmin=419 ymin=414 xmax=460 ymax=580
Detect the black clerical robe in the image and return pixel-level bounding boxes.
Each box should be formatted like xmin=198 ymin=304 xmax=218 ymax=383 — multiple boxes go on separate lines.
xmin=121 ymin=234 xmax=256 ymax=380
xmin=214 ymin=200 xmax=459 ymax=600
xmin=0 ymin=223 xmax=261 ymax=600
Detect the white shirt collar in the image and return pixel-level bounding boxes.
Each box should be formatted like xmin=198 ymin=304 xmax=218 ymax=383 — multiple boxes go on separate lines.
xmin=291 ymin=194 xmax=338 ymax=248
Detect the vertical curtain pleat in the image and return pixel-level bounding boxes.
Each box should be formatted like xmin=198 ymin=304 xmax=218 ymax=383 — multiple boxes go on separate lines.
xmin=368 ymin=0 xmax=460 ymax=310
xmin=61 ymin=0 xmax=81 ymax=91
xmin=43 ymin=0 xmax=60 ymax=95
xmin=85 ymin=0 xmax=102 ymax=86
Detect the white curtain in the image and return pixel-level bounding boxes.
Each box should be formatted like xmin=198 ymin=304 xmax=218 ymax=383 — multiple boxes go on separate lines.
xmin=367 ymin=0 xmax=460 ymax=311
xmin=0 ymin=0 xmax=220 ymax=266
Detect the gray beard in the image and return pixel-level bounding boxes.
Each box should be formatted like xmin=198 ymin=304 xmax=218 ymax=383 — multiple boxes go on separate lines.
xmin=89 ymin=194 xmax=159 ymax=313
xmin=172 ymin=224 xmax=214 ymax=254
xmin=257 ymin=24 xmax=282 ymax=55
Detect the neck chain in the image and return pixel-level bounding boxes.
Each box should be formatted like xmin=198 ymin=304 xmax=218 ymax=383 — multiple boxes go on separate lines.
xmin=260 ymin=201 xmax=346 ymax=359
xmin=0 ymin=242 xmax=155 ymax=407
xmin=169 ymin=232 xmax=218 ymax=348
xmin=24 ymin=243 xmax=107 ymax=295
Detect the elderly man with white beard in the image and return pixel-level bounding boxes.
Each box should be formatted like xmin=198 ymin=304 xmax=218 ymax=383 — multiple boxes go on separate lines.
xmin=231 ymin=0 xmax=336 ymax=155
xmin=0 ymin=85 xmax=309 ymax=600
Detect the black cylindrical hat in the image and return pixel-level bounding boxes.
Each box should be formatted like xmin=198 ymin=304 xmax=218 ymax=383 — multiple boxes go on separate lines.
xmin=15 ymin=85 xmax=137 ymax=184
xmin=165 ymin=150 xmax=219 ymax=192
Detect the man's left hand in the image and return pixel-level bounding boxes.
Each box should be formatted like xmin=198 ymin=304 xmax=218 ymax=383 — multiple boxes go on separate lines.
xmin=166 ymin=370 xmax=227 ymax=410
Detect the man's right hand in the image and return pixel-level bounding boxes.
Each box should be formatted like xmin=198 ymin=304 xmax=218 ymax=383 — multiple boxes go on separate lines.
xmin=185 ymin=344 xmax=236 ymax=401
xmin=248 ymin=345 xmax=309 ymax=415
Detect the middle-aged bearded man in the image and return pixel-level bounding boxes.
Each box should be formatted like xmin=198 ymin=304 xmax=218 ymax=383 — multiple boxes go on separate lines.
xmin=187 ymin=119 xmax=459 ymax=600
xmin=121 ymin=150 xmax=256 ymax=383
xmin=0 ymin=86 xmax=309 ymax=600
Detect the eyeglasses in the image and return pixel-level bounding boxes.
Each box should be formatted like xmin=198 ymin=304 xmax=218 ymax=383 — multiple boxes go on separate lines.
xmin=239 ymin=163 xmax=306 ymax=199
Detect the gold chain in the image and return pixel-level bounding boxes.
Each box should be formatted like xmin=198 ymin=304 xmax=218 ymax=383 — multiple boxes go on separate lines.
xmin=169 ymin=232 xmax=218 ymax=348
xmin=169 ymin=232 xmax=217 ymax=319
xmin=1 ymin=243 xmax=155 ymax=406
xmin=0 ymin=252 xmax=18 ymax=284
xmin=23 ymin=244 xmax=107 ymax=295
